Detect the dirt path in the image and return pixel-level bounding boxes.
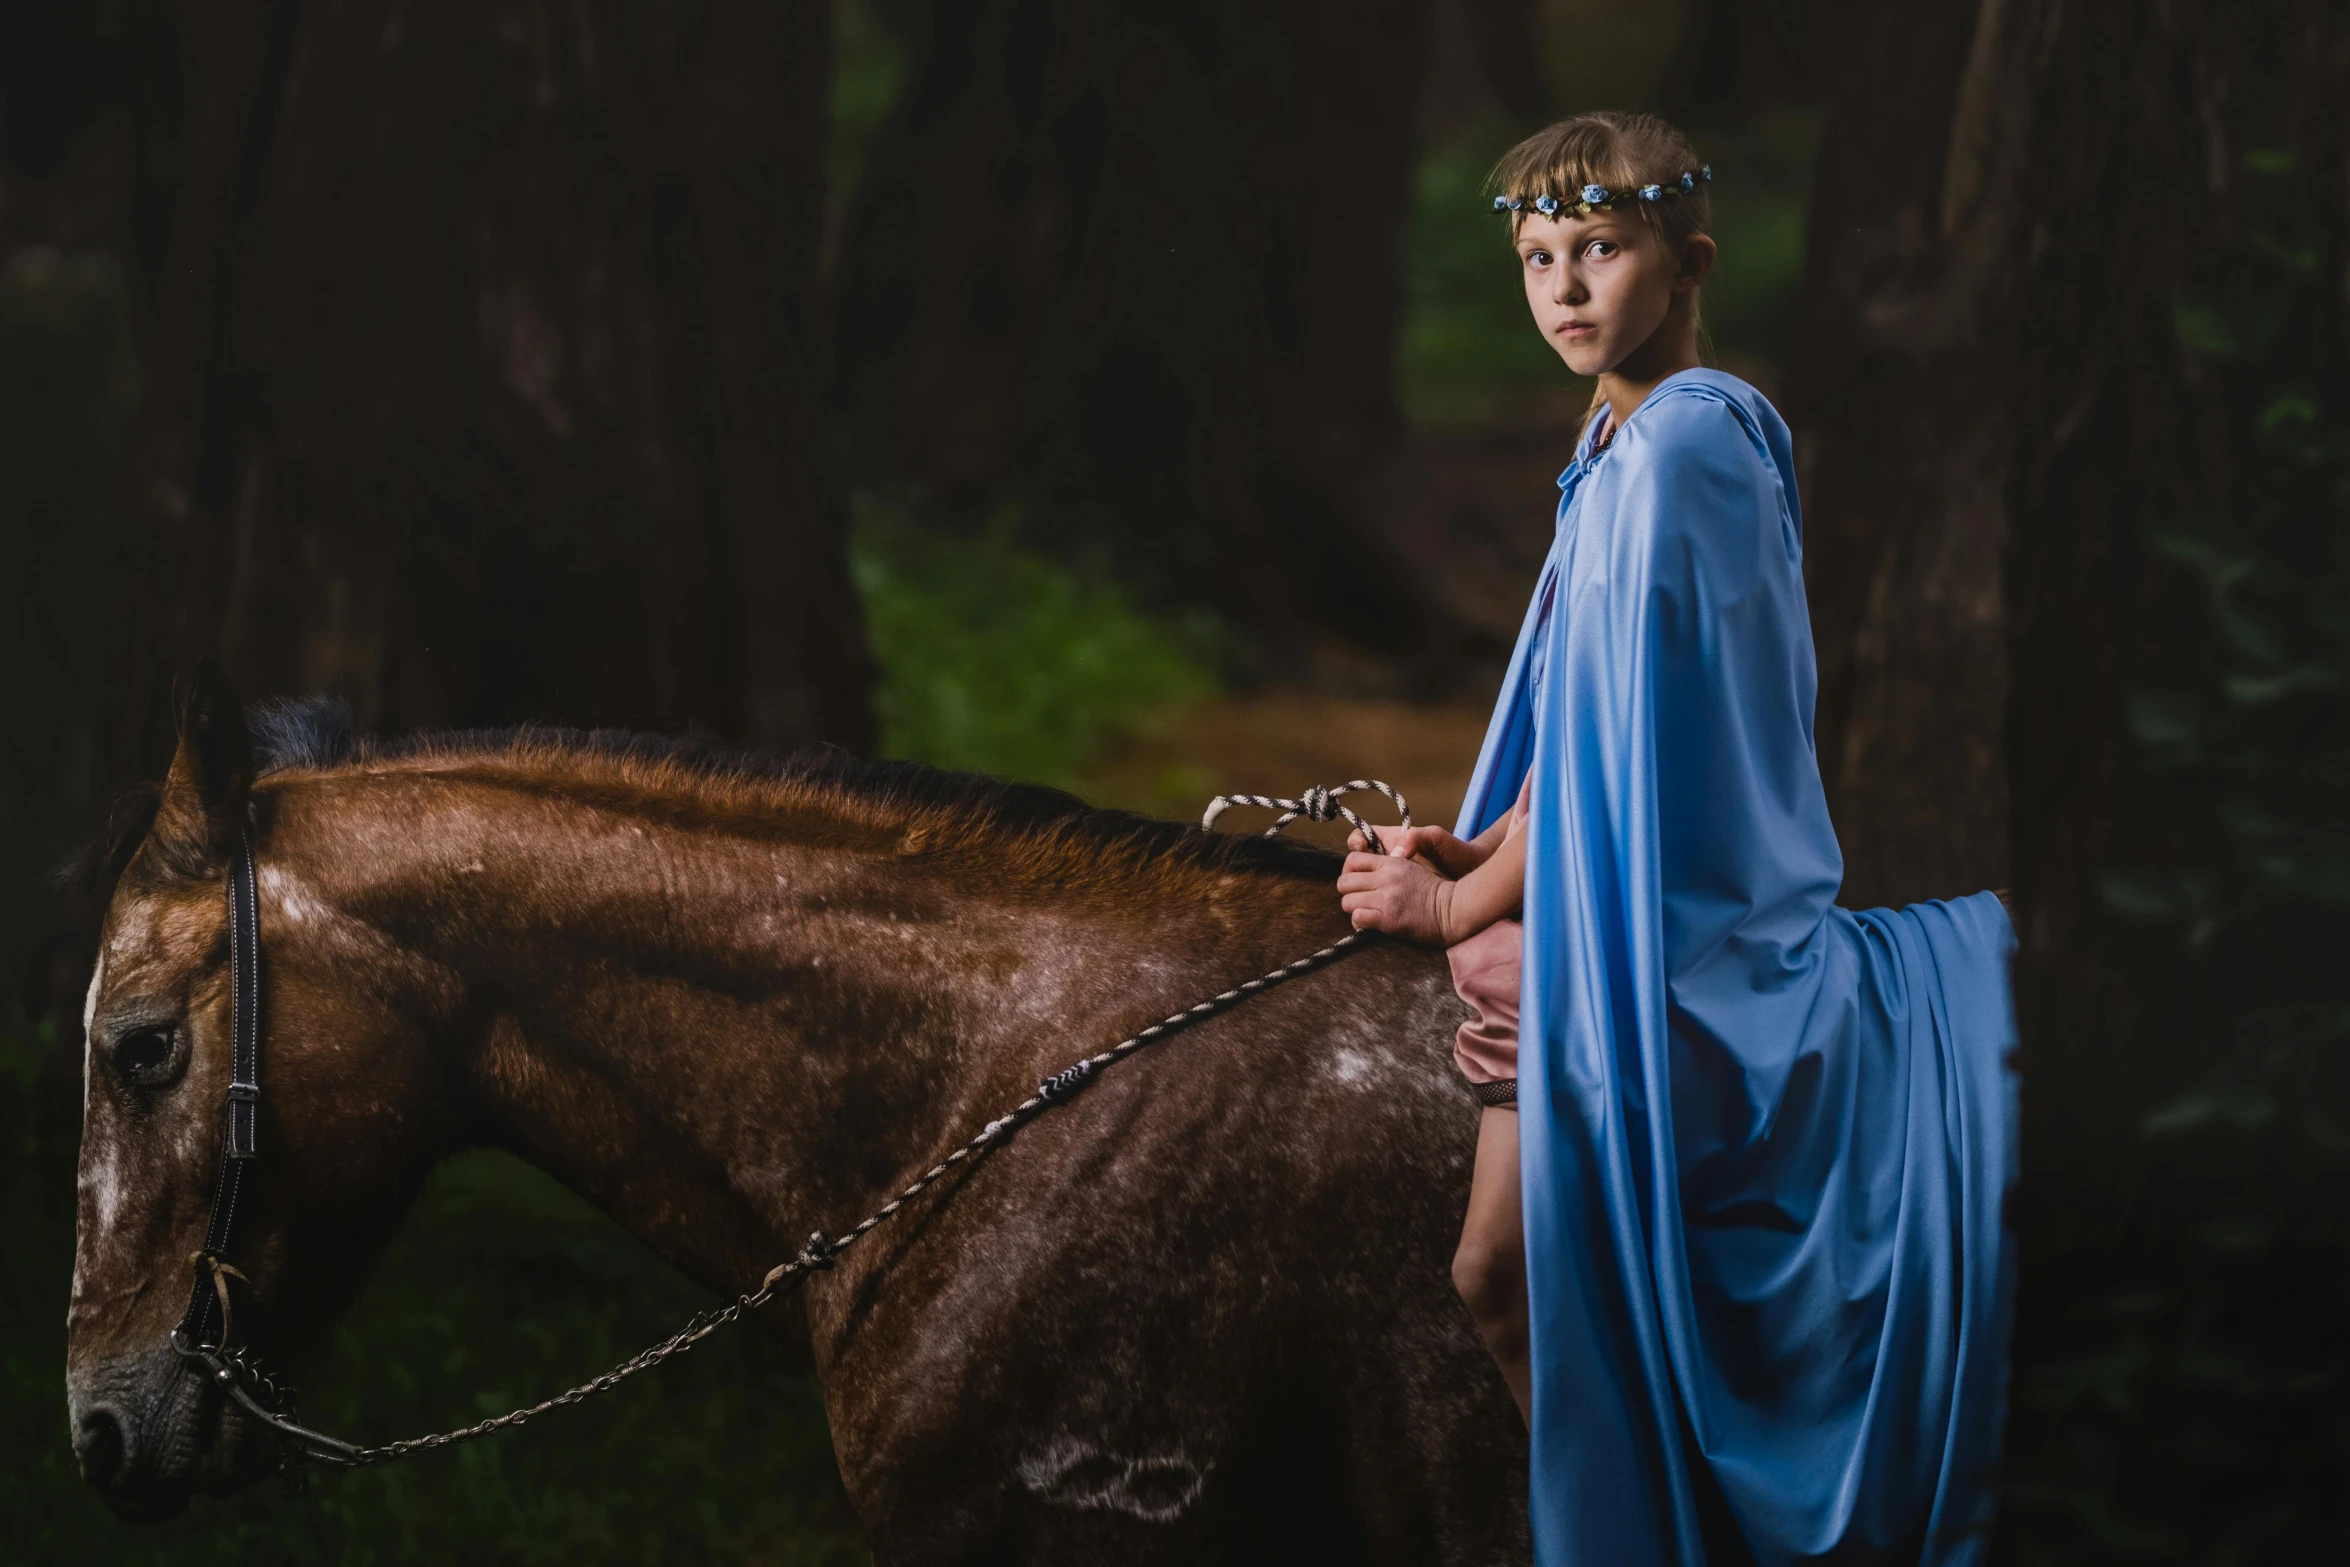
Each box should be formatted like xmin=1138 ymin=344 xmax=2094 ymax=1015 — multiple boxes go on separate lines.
xmin=1083 ymin=693 xmax=1495 ymax=851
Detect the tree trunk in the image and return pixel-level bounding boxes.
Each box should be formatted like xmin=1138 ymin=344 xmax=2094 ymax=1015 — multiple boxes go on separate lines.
xmin=1995 ymin=3 xmax=2350 ymax=1556
xmin=101 ymin=0 xmax=869 ymax=787
xmin=0 ymin=0 xmax=177 ymax=1007
xmin=1789 ymin=8 xmax=2350 ymax=1548
xmin=829 ymin=0 xmax=1465 ymax=665
xmin=1780 ymin=0 xmax=2031 ymax=910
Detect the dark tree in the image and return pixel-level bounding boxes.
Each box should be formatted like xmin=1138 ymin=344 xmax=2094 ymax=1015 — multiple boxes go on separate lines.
xmin=1993 ymin=3 xmax=2350 ymax=1556
xmin=1657 ymin=0 xmax=1821 ymax=126
xmin=1780 ymin=0 xmax=2027 ymax=910
xmin=0 ymin=0 xmax=178 ymax=1006
xmin=1783 ymin=3 xmax=2350 ymax=1548
xmin=1439 ymin=0 xmax=1548 ymax=128
xmin=828 ymin=0 xmax=1464 ymax=664
xmin=100 ymin=0 xmax=870 ymax=783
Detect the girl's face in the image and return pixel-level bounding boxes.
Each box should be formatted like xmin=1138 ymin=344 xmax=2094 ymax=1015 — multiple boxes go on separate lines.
xmin=1514 ymin=211 xmax=1708 ymax=379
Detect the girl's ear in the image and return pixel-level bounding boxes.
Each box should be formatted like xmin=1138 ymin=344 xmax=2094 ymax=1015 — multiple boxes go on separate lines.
xmin=1676 ymin=234 xmax=1718 ymax=294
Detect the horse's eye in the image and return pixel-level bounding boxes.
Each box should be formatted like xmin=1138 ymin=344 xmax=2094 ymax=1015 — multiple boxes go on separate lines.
xmin=112 ymin=1026 xmax=183 ymax=1087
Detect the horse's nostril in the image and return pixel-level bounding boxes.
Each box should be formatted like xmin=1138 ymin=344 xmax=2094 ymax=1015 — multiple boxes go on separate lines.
xmin=74 ymin=1404 xmax=126 ymax=1489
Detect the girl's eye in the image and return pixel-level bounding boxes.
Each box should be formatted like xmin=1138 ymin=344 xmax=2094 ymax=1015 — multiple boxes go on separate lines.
xmin=1584 ymin=241 xmax=1617 ymax=260
xmin=1527 ymin=250 xmax=1552 ymax=267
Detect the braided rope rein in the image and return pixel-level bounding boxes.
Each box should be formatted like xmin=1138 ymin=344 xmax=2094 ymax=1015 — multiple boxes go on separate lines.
xmin=1199 ymin=778 xmax=1410 ymax=856
xmin=198 ymin=779 xmax=1412 ymax=1470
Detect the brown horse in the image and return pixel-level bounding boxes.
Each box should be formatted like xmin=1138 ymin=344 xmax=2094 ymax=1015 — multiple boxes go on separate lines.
xmin=66 ymin=669 xmax=1528 ymax=1561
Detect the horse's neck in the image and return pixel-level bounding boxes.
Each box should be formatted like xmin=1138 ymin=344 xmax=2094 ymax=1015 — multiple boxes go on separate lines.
xmin=290 ymin=770 xmax=1326 ymax=1305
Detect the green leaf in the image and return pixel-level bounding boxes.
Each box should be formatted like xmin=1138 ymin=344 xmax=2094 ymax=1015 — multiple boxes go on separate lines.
xmin=2174 ymin=301 xmax=2241 ymax=355
xmin=2100 ymin=873 xmax=2182 ymax=920
xmin=2153 ymin=529 xmax=2257 ymax=586
xmin=2217 ymin=797 xmax=2290 ymax=839
xmin=2125 ymin=689 xmax=2199 ymax=745
xmin=2214 ymin=603 xmax=2288 ymax=665
xmin=2143 ymin=1089 xmax=2279 ymax=1136
xmin=2248 ymin=231 xmax=2319 ymax=273
xmin=2225 ymin=665 xmax=2339 ymax=704
xmin=2259 ymin=393 xmax=2318 ymax=433
xmin=2193 ymin=1218 xmax=2275 ymax=1252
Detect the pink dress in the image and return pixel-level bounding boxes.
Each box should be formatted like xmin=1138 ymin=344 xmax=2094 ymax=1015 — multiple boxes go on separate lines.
xmin=1445 ymin=774 xmax=1530 ymax=1089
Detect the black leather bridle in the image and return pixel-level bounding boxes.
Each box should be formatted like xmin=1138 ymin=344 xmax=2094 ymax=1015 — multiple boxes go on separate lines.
xmin=174 ymin=827 xmax=262 ymax=1355
xmin=164 ymin=828 xmax=373 ymax=1466
xmin=163 ymin=827 xmax=355 ymax=1464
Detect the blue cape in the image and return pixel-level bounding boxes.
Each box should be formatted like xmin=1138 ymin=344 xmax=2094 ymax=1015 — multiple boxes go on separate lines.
xmin=1455 ymin=370 xmax=2018 ymax=1565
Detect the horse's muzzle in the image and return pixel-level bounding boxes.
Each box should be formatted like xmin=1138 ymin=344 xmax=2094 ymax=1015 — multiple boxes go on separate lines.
xmin=68 ymin=1346 xmax=254 ymax=1520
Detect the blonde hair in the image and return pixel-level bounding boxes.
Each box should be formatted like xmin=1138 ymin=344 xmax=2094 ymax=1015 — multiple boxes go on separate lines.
xmin=1489 ymin=111 xmax=1714 ymax=430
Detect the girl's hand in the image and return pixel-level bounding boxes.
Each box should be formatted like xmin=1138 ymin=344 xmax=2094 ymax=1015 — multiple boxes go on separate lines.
xmin=1345 ymin=824 xmax=1493 ymax=879
xmin=1337 ymin=850 xmax=1457 ymax=945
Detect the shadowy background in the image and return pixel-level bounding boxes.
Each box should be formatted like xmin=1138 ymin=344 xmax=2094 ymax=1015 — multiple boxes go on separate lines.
xmin=3 ymin=1 xmax=2345 ymax=1560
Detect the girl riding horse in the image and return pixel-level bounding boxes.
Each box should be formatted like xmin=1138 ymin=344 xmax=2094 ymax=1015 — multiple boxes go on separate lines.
xmin=1339 ymin=111 xmax=2019 ymax=1565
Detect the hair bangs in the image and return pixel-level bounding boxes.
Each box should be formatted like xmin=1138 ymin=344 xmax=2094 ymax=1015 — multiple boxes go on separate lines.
xmin=1491 ymin=126 xmax=1638 ymax=212
xmin=1487 ymin=111 xmax=1712 ymax=239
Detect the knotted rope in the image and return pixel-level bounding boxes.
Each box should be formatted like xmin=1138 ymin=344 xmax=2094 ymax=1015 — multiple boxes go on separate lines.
xmin=1201 ymin=778 xmax=1411 ymax=856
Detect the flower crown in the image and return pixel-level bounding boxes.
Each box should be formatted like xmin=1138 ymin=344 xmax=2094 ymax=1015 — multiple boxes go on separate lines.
xmin=1492 ymin=166 xmax=1712 ymax=218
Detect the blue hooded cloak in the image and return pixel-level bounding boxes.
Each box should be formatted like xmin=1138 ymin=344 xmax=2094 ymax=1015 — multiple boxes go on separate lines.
xmin=1454 ymin=369 xmax=2018 ymax=1565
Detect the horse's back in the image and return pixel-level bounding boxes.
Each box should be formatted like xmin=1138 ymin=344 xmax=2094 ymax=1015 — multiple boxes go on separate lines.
xmin=821 ymin=932 xmax=1530 ymax=1565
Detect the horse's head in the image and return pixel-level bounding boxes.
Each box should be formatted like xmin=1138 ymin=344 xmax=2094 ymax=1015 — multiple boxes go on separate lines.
xmin=67 ymin=666 xmax=448 ymax=1518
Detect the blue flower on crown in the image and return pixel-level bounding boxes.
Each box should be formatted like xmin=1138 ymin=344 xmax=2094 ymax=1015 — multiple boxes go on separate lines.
xmin=1494 ymin=168 xmax=1716 ymax=217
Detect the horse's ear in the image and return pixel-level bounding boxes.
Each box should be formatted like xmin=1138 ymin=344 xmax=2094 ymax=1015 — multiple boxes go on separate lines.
xmin=149 ymin=660 xmax=254 ymax=875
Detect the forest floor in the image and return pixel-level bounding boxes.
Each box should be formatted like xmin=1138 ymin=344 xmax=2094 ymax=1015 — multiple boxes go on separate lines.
xmin=1075 ymin=390 xmax=1599 ymax=843
xmin=1074 ymin=394 xmax=1598 ymax=848
xmin=1085 ymin=691 xmax=1494 ymax=850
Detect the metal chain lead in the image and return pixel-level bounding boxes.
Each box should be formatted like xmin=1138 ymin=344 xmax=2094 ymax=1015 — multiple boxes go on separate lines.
xmin=210 ymin=780 xmax=1406 ymax=1470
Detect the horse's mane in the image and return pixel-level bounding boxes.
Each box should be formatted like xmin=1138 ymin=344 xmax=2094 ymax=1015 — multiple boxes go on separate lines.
xmin=67 ymin=698 xmax=1338 ymax=904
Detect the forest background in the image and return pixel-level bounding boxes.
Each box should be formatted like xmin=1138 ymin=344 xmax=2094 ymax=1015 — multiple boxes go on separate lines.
xmin=1 ymin=0 xmax=2344 ymax=1561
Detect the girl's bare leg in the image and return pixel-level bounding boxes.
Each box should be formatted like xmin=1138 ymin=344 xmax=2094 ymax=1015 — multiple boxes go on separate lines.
xmin=1452 ymin=1105 xmax=1531 ymax=1425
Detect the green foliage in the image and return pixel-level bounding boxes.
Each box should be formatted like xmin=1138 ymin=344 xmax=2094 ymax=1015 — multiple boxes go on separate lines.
xmin=0 ymin=1011 xmax=866 ymax=1563
xmin=827 ymin=0 xmax=908 ymax=209
xmin=849 ymin=498 xmax=1220 ymax=787
xmin=1693 ymin=110 xmax=1824 ymax=366
xmin=1399 ymin=127 xmax=1583 ymax=426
